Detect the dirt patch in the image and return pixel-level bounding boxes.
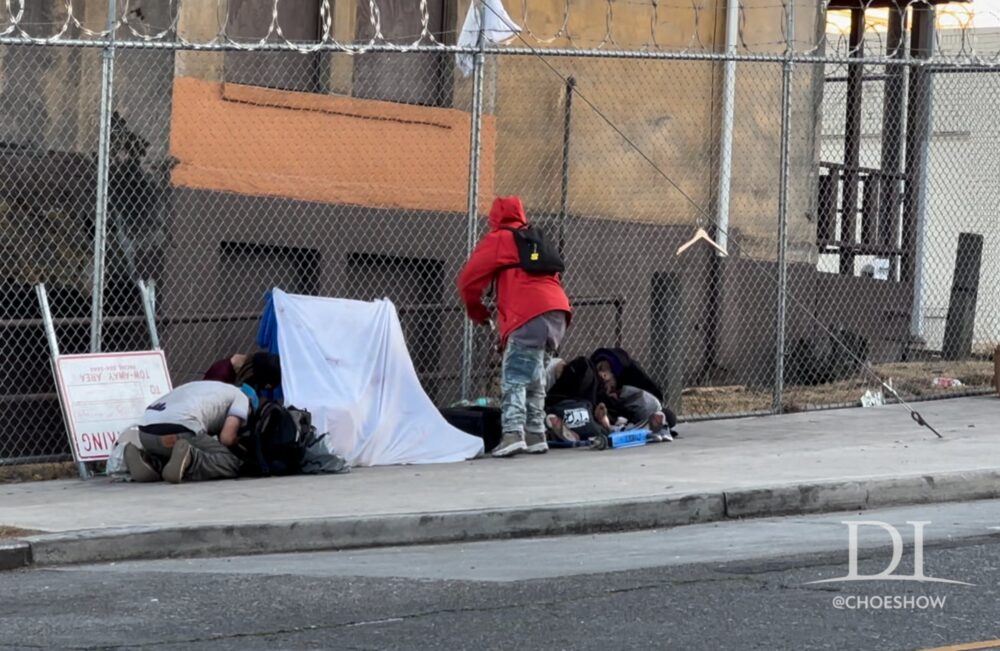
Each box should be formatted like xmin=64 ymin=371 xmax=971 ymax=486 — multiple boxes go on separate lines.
xmin=682 ymin=359 xmax=997 ymax=416
xmin=0 ymin=462 xmax=78 ymax=484
xmin=0 ymin=526 xmax=39 ymax=539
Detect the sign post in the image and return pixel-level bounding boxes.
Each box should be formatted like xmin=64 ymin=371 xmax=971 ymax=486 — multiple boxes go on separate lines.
xmin=36 ymin=283 xmax=172 ymax=477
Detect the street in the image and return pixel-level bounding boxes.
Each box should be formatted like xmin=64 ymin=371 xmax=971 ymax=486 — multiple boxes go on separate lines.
xmin=4 ymin=500 xmax=1000 ymax=651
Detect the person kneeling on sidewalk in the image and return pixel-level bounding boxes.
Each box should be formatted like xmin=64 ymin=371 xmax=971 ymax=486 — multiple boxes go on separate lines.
xmin=123 ymin=381 xmax=259 ymax=483
xmin=458 ymin=196 xmax=572 ymax=458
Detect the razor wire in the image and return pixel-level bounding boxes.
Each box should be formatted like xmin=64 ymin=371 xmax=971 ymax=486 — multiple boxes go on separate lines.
xmin=5 ymin=0 xmax=1000 ymax=62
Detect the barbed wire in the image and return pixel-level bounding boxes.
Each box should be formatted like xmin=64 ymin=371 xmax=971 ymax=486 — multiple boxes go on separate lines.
xmin=3 ymin=0 xmax=1000 ymax=62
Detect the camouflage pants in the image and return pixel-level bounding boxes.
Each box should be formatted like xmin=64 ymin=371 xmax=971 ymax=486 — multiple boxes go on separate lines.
xmin=138 ymin=429 xmax=242 ymax=481
xmin=500 ymin=341 xmax=550 ymax=436
xmin=501 ymin=311 xmax=568 ymax=436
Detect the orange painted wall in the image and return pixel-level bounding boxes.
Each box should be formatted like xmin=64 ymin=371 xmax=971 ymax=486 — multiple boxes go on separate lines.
xmin=169 ymin=77 xmax=495 ymax=213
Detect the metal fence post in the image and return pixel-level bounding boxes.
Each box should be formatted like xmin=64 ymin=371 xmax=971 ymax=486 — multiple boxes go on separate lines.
xmin=89 ymin=0 xmax=118 ymax=354
xmin=773 ymin=3 xmax=795 ymax=414
xmin=558 ymin=76 xmax=576 ymax=255
xmin=460 ymin=0 xmax=488 ymax=401
xmin=37 ymin=284 xmax=90 ymax=480
xmin=904 ymin=5 xmax=936 ymax=343
xmin=138 ymin=279 xmax=161 ymax=350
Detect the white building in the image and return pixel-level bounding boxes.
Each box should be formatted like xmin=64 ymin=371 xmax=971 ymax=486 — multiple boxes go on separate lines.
xmin=819 ymin=27 xmax=1000 ymax=352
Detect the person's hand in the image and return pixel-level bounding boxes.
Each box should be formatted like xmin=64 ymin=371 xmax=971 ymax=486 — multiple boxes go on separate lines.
xmin=467 ymin=303 xmax=490 ymax=324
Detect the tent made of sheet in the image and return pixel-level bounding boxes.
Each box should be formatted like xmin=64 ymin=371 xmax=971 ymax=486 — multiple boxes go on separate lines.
xmin=273 ymin=289 xmax=484 ymax=466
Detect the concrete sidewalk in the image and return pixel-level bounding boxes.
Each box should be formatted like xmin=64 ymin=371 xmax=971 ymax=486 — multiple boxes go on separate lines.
xmin=2 ymin=396 xmax=998 ymax=568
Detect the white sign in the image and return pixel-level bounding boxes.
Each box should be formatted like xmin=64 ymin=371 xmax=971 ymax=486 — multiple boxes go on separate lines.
xmin=54 ymin=351 xmax=172 ymax=462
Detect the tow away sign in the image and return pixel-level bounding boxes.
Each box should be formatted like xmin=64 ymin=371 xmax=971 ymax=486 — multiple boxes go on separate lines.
xmin=54 ymin=351 xmax=172 ymax=462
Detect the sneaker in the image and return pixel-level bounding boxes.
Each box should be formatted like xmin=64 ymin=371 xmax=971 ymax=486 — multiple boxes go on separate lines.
xmin=659 ymin=430 xmax=675 ymax=442
xmin=492 ymin=432 xmax=527 ymax=458
xmin=161 ymin=439 xmax=193 ymax=484
xmin=545 ymin=414 xmax=579 ymax=442
xmin=524 ymin=431 xmax=549 ymax=454
xmin=124 ymin=444 xmax=161 ymax=482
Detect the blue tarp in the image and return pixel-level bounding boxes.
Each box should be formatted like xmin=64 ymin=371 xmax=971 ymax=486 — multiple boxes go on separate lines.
xmin=256 ymin=291 xmax=280 ymax=354
xmin=255 ymin=291 xmax=283 ymax=401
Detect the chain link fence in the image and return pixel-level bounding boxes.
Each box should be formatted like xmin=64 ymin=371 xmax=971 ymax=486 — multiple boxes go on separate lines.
xmin=1 ymin=2 xmax=998 ymax=463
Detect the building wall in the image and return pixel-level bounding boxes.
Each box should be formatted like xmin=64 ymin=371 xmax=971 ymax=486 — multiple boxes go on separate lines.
xmin=919 ymin=29 xmax=1000 ymax=350
xmin=0 ymin=0 xmax=175 ymax=158
xmin=158 ymin=187 xmax=716 ymax=407
xmin=819 ymin=28 xmax=1000 ymax=351
xmin=169 ymin=0 xmax=827 ymax=262
xmin=168 ymin=77 xmax=496 ymax=213
xmin=488 ymin=0 xmax=826 ymax=267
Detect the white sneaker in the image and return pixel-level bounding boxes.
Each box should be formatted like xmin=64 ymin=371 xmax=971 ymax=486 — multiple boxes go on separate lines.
xmin=492 ymin=432 xmax=527 ymax=457
xmin=524 ymin=431 xmax=549 ymax=454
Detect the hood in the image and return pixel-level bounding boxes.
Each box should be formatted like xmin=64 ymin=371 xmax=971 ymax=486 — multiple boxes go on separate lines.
xmin=488 ymin=196 xmax=528 ymax=231
xmin=591 ymin=348 xmax=633 ymax=380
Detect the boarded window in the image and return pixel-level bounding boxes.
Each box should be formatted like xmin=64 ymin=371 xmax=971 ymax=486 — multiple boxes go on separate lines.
xmin=225 ymin=0 xmax=324 ymax=92
xmin=352 ymin=0 xmax=454 ymax=107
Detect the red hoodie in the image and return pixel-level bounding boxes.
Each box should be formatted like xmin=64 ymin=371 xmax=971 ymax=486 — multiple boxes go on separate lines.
xmin=458 ymin=196 xmax=572 ymax=346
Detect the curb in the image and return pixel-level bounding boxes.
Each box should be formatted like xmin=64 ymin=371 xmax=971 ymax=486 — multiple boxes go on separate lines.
xmin=9 ymin=468 xmax=1000 ymax=569
xmin=723 ymin=469 xmax=1000 ymax=518
xmin=25 ymin=492 xmax=725 ymax=567
xmin=0 ymin=541 xmax=31 ymax=570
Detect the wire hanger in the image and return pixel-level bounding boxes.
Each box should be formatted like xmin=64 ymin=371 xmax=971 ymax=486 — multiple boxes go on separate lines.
xmin=676 ymin=227 xmax=728 ymax=257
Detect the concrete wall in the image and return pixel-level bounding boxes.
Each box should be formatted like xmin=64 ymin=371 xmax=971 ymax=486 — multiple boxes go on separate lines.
xmin=488 ymin=0 xmax=826 ymax=267
xmin=0 ymin=0 xmax=174 ymax=158
xmin=0 ymin=0 xmax=175 ymax=308
xmin=157 ymin=187 xmax=716 ymax=406
xmin=168 ymin=0 xmax=827 ymax=262
xmin=168 ymin=77 xmax=496 ymax=213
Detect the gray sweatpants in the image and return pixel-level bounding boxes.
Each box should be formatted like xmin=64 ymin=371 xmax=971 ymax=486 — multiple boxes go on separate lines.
xmin=138 ymin=430 xmax=242 ymax=482
xmin=617 ymin=386 xmax=664 ymax=430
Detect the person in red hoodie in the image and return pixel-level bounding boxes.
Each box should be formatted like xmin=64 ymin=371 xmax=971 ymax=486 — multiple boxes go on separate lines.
xmin=458 ymin=196 xmax=572 ymax=457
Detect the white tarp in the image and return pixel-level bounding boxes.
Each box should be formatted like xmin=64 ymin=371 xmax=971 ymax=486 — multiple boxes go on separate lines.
xmin=456 ymin=0 xmax=522 ymax=76
xmin=273 ymin=289 xmax=484 ymax=466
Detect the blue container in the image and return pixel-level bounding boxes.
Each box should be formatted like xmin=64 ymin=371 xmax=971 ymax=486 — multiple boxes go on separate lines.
xmin=608 ymin=429 xmax=650 ymax=449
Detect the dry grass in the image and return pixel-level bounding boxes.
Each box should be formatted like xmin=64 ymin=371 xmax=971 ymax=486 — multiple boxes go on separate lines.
xmin=0 ymin=462 xmax=78 ymax=484
xmin=0 ymin=526 xmax=39 ymax=539
xmin=682 ymin=359 xmax=997 ymax=416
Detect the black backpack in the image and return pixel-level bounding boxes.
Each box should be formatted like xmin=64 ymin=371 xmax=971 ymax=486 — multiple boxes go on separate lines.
xmin=238 ymin=402 xmax=312 ymax=477
xmin=504 ymin=226 xmax=565 ymax=275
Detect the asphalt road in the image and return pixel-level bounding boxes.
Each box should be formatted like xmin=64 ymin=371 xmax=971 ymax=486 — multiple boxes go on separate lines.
xmin=5 ymin=500 xmax=1000 ymax=650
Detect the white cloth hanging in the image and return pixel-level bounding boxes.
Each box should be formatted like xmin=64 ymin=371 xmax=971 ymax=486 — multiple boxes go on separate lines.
xmin=457 ymin=0 xmax=522 ymax=76
xmin=273 ymin=289 xmax=484 ymax=466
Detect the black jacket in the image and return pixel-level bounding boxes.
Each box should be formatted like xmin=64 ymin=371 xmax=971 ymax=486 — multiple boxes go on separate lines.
xmin=591 ymin=347 xmax=663 ymax=401
xmin=545 ymin=356 xmax=599 ymax=410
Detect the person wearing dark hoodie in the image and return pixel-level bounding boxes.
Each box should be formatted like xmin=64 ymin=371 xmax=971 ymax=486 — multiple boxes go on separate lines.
xmin=458 ymin=196 xmax=572 ymax=457
xmin=591 ymin=347 xmax=678 ymax=441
